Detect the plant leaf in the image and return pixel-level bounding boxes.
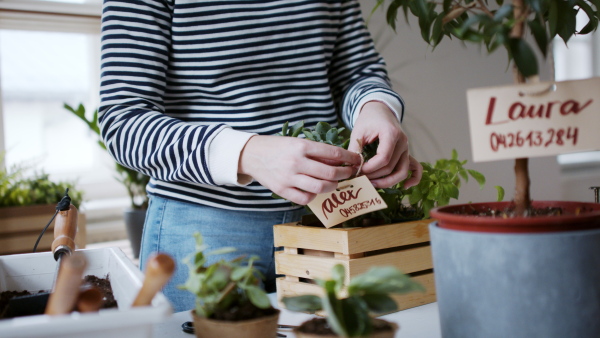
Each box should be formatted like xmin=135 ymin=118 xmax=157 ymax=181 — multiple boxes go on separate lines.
xmin=282 ymin=295 xmax=323 ymax=313
xmin=245 ymin=285 xmax=271 ymax=309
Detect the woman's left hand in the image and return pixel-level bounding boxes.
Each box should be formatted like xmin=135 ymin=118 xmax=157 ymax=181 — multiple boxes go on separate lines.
xmin=348 ymin=101 xmax=423 ymax=189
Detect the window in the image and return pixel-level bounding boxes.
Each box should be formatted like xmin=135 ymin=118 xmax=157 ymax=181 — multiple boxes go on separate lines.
xmin=0 ymin=0 xmax=129 ymax=208
xmin=553 ymin=9 xmax=600 ymax=167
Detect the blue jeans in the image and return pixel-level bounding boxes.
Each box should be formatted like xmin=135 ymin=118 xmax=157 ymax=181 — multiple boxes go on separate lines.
xmin=139 ymin=195 xmax=306 ymax=312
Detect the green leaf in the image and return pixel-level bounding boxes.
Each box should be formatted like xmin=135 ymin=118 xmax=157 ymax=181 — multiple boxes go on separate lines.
xmin=493 ymin=4 xmax=513 ymax=21
xmin=331 ymin=264 xmax=346 ymax=291
xmin=246 ymin=285 xmax=271 ymax=309
xmin=495 ymin=185 xmax=505 ymax=201
xmin=528 ymin=18 xmax=548 ymax=58
xmin=507 ymin=38 xmax=538 ymax=77
xmin=282 ymin=295 xmax=323 ymax=313
xmin=281 ymin=121 xmax=289 ymax=136
xmin=291 ymin=120 xmax=305 ymax=137
xmin=467 ymin=169 xmax=486 ymax=189
xmin=231 ymin=266 xmax=250 ymax=281
xmin=361 ymin=293 xmax=398 ymax=314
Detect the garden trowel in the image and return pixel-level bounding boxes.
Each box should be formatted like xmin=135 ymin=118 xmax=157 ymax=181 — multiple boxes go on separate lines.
xmin=3 ymin=192 xmax=80 ymax=318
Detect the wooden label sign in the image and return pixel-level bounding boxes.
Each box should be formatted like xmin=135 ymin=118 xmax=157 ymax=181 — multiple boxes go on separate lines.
xmin=467 ymin=77 xmax=600 ymax=162
xmin=306 ymin=176 xmax=388 ymax=228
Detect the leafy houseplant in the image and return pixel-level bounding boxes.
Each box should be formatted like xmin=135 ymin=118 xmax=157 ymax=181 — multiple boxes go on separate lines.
xmin=277 ymin=121 xmax=502 ymax=226
xmin=1 ymin=160 xmax=83 ymax=208
xmin=179 ymin=232 xmax=280 ymax=338
xmin=282 ymin=264 xmax=424 ymax=338
xmin=368 ymin=2 xmax=600 ymax=337
xmin=374 ymin=0 xmax=600 ymax=216
xmin=64 ymin=103 xmax=149 ymax=210
xmin=64 ymin=103 xmax=149 ymax=257
xmin=0 ymin=160 xmax=85 ymax=254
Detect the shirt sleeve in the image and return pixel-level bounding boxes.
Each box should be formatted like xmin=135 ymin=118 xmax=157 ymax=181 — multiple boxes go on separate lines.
xmin=329 ymin=0 xmax=405 ymax=128
xmin=99 ymin=0 xmax=253 ymax=187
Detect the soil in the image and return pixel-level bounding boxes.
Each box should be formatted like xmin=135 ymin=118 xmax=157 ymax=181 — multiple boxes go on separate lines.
xmin=83 ymin=274 xmax=118 ymax=309
xmin=211 ymin=300 xmax=278 ymax=321
xmin=452 ymin=203 xmax=565 ymax=217
xmin=0 ymin=274 xmax=117 ymax=319
xmin=296 ymin=317 xmax=394 ymax=336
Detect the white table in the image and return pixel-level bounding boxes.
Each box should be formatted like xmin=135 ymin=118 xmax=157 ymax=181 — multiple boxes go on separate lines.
xmin=153 ymin=294 xmax=441 ymax=337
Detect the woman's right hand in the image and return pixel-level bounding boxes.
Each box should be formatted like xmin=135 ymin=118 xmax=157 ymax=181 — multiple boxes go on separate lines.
xmin=238 ymin=135 xmax=362 ymax=205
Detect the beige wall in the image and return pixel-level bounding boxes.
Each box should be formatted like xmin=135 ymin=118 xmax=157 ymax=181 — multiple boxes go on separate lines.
xmin=360 ymin=1 xmax=564 ymax=204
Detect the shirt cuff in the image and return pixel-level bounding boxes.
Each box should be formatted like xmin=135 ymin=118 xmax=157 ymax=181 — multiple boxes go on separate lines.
xmin=352 ymin=93 xmax=404 ymax=126
xmin=207 ymin=127 xmax=257 ymax=186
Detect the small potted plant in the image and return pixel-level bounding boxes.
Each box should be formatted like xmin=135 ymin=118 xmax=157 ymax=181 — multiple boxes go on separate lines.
xmin=178 ymin=232 xmax=280 ymax=338
xmin=64 ymin=103 xmax=149 ymax=257
xmin=0 ymin=159 xmax=85 ymax=255
xmin=282 ymin=264 xmax=424 ymax=338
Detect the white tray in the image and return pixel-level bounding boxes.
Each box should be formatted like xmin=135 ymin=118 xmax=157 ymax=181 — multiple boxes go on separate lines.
xmin=0 ymin=247 xmax=172 ymax=338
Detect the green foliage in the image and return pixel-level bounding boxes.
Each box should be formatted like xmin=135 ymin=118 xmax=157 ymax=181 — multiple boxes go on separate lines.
xmin=0 ymin=160 xmax=83 ymax=208
xmin=64 ymin=103 xmax=149 ymax=209
xmin=179 ymin=232 xmax=272 ymax=319
xmin=374 ymin=0 xmax=600 ymax=77
xmin=282 ymin=264 xmax=424 ymax=337
xmin=276 ymin=121 xmax=501 ymax=224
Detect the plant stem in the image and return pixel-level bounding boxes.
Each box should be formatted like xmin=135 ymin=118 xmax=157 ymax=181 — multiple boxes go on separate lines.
xmin=511 ymin=0 xmax=531 ymax=216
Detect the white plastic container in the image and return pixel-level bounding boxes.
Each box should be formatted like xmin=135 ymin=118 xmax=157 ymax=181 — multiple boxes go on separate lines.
xmin=0 ymin=247 xmax=172 ymax=338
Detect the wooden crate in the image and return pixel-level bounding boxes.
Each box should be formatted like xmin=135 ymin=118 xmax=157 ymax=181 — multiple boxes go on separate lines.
xmin=274 ymin=218 xmax=436 ymax=312
xmin=0 ymin=204 xmax=86 ymax=255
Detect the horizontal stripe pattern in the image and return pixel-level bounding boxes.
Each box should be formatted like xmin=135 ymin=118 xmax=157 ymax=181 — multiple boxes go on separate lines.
xmin=99 ymin=0 xmax=403 ymax=211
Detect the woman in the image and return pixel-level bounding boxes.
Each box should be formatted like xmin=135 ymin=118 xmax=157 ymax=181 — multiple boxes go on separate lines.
xmin=99 ymin=0 xmax=422 ymax=312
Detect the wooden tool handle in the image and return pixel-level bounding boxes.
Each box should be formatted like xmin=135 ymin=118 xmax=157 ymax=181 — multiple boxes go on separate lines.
xmin=76 ymin=286 xmax=104 ymax=313
xmin=51 ymin=204 xmax=78 ymax=258
xmin=45 ymin=252 xmax=87 ymax=315
xmin=132 ymin=252 xmax=176 ymax=307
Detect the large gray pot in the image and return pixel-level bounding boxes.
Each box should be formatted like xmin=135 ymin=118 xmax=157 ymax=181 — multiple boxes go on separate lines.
xmin=430 ymin=223 xmax=600 ymax=338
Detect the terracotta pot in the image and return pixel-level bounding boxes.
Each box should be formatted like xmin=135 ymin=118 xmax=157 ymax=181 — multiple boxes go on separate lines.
xmin=293 ymin=318 xmax=398 ymax=338
xmin=191 ymin=309 xmax=280 ymax=338
xmin=430 ymin=200 xmax=600 ymax=233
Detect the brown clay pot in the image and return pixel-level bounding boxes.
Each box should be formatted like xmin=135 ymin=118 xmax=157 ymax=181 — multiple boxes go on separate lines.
xmin=191 ymin=309 xmax=280 ymax=338
xmin=293 ymin=318 xmax=398 ymax=338
xmin=430 ymin=200 xmax=600 ymax=233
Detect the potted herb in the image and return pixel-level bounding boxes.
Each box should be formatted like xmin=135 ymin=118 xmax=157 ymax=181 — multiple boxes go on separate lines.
xmin=282 ymin=264 xmax=424 ymax=338
xmin=373 ymin=1 xmax=600 ymax=337
xmin=64 ymin=103 xmax=149 ymax=257
xmin=0 ymin=160 xmax=85 ymax=254
xmin=179 ymin=232 xmax=280 ymax=338
xmin=273 ymin=121 xmax=499 ymax=312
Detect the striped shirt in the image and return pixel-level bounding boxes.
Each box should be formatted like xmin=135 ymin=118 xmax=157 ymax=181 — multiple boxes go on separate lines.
xmin=99 ymin=0 xmax=404 ymax=211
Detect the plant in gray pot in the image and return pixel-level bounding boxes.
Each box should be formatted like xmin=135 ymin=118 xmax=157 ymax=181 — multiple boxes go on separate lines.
xmin=64 ymin=103 xmax=149 ymax=258
xmin=374 ymin=1 xmax=600 ymax=337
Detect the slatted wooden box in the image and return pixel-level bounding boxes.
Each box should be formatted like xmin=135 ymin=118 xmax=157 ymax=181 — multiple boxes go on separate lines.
xmin=0 ymin=204 xmax=86 ymax=255
xmin=274 ymin=217 xmax=436 ymax=312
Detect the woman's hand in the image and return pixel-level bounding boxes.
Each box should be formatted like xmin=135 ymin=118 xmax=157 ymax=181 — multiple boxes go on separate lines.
xmin=238 ymin=135 xmax=362 ymax=205
xmin=348 ymin=101 xmax=423 ymax=189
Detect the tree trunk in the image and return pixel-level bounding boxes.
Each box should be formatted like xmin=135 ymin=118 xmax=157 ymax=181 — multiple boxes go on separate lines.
xmin=511 ymin=0 xmax=531 ymax=216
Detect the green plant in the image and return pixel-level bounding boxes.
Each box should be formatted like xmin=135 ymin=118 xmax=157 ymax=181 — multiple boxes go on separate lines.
xmin=64 ymin=103 xmax=149 ymax=209
xmin=0 ymin=159 xmax=83 ymax=208
xmin=277 ymin=121 xmax=502 ymax=225
xmin=374 ymin=0 xmax=600 ymax=215
xmin=179 ymin=232 xmax=272 ymax=319
xmin=282 ymin=264 xmax=424 ymax=337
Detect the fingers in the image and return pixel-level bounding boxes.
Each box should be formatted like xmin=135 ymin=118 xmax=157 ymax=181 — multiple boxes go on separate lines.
xmin=304 ymin=141 xmax=362 ymax=167
xmin=370 ymin=151 xmax=410 ymax=188
xmin=403 ymin=156 xmax=423 ymax=189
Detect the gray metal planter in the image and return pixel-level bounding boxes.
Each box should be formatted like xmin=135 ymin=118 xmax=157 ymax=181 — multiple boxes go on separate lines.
xmin=429 ymin=223 xmax=600 ymax=338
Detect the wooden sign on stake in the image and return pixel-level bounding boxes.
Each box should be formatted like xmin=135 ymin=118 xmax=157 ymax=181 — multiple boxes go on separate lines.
xmin=306 ymin=175 xmax=387 ymax=228
xmin=467 ymin=77 xmax=600 ymax=162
